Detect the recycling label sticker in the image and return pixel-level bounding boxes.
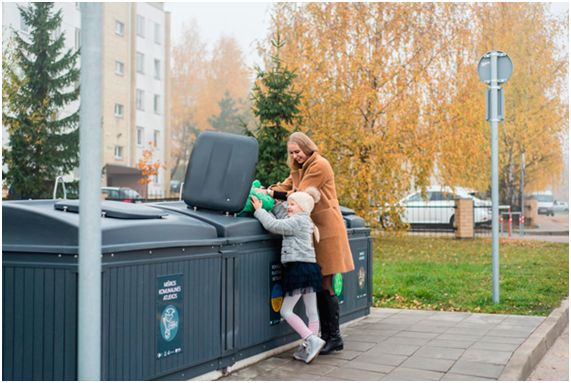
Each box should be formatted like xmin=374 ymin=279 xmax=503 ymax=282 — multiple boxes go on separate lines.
xmin=333 ymin=273 xmax=344 ymax=304
xmin=356 ymin=249 xmax=367 ymax=299
xmin=157 ymin=274 xmax=183 ymax=359
xmin=269 ymin=261 xmax=284 ymax=326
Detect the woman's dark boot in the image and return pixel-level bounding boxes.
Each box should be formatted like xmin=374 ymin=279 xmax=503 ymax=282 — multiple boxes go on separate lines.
xmin=319 ymin=292 xmax=343 ymax=355
xmin=316 ymin=291 xmax=330 ymax=342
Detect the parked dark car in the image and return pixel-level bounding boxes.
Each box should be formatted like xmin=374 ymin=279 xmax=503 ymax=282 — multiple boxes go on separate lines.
xmin=101 ymin=187 xmax=143 ymax=203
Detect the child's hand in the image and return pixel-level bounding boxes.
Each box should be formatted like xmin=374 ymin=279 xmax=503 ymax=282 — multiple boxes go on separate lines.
xmin=250 ymin=195 xmax=263 ymax=210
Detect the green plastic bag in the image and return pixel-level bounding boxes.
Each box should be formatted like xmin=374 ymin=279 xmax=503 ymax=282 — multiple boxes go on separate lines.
xmin=238 ymin=180 xmax=275 ymax=215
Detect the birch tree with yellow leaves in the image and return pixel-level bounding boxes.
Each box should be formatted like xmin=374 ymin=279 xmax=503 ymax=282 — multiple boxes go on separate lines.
xmin=267 ymin=3 xmax=472 ymax=225
xmin=170 ymin=21 xmax=253 ymax=180
xmin=263 ymin=2 xmax=567 ymax=225
xmin=436 ymin=3 xmax=568 ymax=207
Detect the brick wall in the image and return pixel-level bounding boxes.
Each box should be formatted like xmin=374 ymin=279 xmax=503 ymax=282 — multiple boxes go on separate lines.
xmin=524 ymin=198 xmax=538 ymax=227
xmin=455 ymin=198 xmax=474 ymax=239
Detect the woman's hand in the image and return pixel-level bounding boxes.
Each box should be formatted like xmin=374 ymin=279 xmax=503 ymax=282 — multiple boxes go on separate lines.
xmin=254 ymin=187 xmax=273 ymax=197
xmin=250 ymin=195 xmax=263 ymax=210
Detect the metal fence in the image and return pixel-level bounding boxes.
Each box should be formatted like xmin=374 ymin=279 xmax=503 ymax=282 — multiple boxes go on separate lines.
xmin=404 ymin=204 xmax=457 ymax=236
xmin=384 ymin=202 xmax=524 ymax=238
xmin=473 ymin=205 xmax=492 ymax=237
xmin=143 ymin=191 xmax=180 ymax=203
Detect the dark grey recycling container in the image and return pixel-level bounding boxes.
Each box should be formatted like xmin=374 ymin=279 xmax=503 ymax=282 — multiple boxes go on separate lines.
xmin=338 ymin=207 xmax=373 ymax=323
xmin=2 ymin=199 xmax=226 ymax=381
xmin=2 ymin=131 xmax=372 ymax=381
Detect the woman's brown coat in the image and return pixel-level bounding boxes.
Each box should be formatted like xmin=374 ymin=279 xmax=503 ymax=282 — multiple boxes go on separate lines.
xmin=270 ymin=152 xmax=354 ymax=276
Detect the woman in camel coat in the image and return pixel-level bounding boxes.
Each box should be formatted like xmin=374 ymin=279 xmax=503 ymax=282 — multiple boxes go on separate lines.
xmin=259 ymin=132 xmax=354 ymax=355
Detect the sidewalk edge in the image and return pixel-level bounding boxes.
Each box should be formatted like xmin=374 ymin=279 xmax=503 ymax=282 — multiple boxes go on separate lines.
xmin=498 ymin=299 xmax=569 ymax=381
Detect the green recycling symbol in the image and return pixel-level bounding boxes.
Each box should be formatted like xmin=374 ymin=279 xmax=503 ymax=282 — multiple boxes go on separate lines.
xmin=333 ymin=273 xmax=343 ymax=296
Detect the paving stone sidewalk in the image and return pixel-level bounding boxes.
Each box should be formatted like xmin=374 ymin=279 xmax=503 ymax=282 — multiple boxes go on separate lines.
xmin=217 ymin=308 xmax=546 ymax=381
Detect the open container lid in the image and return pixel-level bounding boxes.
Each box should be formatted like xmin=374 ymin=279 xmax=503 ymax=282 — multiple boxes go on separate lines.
xmin=182 ymin=131 xmax=258 ymax=214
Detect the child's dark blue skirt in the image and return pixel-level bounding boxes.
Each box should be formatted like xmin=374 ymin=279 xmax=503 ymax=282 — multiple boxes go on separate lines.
xmin=282 ymin=262 xmax=323 ymax=296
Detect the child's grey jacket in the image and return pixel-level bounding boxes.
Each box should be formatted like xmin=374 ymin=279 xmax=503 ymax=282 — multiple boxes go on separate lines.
xmin=253 ymin=203 xmax=316 ymax=264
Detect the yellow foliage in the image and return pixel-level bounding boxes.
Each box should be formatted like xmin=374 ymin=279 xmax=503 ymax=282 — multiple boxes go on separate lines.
xmin=265 ymin=3 xmax=567 ymax=225
xmin=268 ymin=3 xmax=473 ymax=225
xmin=137 ymin=141 xmax=166 ymax=186
xmin=170 ymin=20 xmax=252 ymax=179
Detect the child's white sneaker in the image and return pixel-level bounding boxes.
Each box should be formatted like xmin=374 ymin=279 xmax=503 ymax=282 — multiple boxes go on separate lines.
xmin=293 ymin=342 xmax=308 ymax=361
xmin=300 ymin=335 xmax=326 ymax=364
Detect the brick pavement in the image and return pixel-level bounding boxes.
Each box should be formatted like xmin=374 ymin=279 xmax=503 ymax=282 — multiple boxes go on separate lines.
xmin=216 ymin=308 xmax=547 ymax=381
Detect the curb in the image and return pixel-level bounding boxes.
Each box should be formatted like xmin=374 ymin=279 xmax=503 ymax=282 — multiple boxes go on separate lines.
xmin=498 ymin=299 xmax=569 ymax=381
xmin=524 ymin=231 xmax=569 ymax=236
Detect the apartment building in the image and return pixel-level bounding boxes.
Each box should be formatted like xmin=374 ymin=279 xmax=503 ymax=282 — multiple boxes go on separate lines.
xmin=2 ymin=2 xmax=171 ymax=198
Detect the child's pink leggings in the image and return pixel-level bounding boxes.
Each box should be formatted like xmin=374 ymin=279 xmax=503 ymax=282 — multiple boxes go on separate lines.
xmin=280 ymin=292 xmax=319 ymax=340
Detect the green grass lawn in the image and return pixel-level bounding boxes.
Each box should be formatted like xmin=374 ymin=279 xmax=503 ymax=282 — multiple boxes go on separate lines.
xmin=372 ymin=235 xmax=569 ymax=316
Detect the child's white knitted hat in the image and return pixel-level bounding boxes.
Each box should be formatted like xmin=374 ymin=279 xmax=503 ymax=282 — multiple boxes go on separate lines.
xmin=288 ymin=187 xmax=321 ymax=213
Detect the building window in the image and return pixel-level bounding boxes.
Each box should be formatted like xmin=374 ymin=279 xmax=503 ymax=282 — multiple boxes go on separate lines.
xmin=114 ymin=146 xmax=123 ymax=160
xmin=137 ymin=127 xmax=144 ymax=146
xmin=115 ymin=21 xmax=124 ymax=36
xmin=51 ymin=26 xmax=61 ymax=41
xmin=115 ymin=61 xmax=124 ymax=76
xmin=154 ymin=130 xmax=160 ymax=147
xmin=137 ymin=15 xmax=145 ymax=37
xmin=114 ymin=103 xmax=124 ymax=118
xmin=154 ymin=59 xmax=160 ymax=80
xmin=154 ymin=95 xmax=160 ymax=114
xmin=74 ymin=28 xmax=81 ymax=51
xmin=136 ymin=52 xmax=144 ymax=74
xmin=154 ymin=23 xmax=161 ymax=44
xmin=136 ymin=89 xmax=144 ymax=111
xmin=20 ymin=12 xmax=30 ymax=33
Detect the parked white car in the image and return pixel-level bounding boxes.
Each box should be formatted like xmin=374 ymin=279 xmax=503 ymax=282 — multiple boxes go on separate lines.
xmin=379 ymin=186 xmax=492 ymax=227
xmin=530 ymin=191 xmax=554 ymax=216
xmin=552 ymin=201 xmax=569 ymax=213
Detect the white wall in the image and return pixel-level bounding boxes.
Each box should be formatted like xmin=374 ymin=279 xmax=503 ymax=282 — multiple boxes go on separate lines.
xmin=134 ymin=2 xmax=167 ymax=195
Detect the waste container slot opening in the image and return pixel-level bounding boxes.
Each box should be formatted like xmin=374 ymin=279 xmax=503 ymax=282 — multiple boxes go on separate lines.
xmin=54 ymin=200 xmax=169 ymax=219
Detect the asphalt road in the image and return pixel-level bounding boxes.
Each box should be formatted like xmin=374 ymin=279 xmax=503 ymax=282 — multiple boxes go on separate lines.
xmin=526 ymin=214 xmax=568 ymax=380
xmin=527 ymin=324 xmax=569 ymax=381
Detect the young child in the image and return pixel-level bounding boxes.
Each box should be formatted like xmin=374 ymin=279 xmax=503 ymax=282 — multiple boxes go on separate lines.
xmin=250 ymin=187 xmax=325 ymax=363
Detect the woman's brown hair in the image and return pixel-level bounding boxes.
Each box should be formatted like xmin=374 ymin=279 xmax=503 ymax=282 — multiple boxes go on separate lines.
xmin=287 ymin=132 xmax=319 ymax=169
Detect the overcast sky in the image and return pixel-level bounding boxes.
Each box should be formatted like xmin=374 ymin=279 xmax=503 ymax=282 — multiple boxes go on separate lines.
xmin=164 ymin=2 xmax=272 ymax=69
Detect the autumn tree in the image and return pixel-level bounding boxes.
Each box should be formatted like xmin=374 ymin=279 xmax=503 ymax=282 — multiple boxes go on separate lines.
xmin=267 ymin=3 xmax=470 ymax=225
xmin=264 ymin=2 xmax=568 ymax=228
xmin=436 ymin=3 xmax=568 ymax=207
xmin=202 ymin=34 xmax=252 ymax=131
xmin=170 ymin=21 xmax=252 ymax=180
xmin=476 ymin=3 xmax=567 ymax=207
xmin=246 ymin=31 xmax=302 ymax=187
xmin=2 ymin=3 xmax=80 ymax=199
xmin=170 ymin=20 xmax=207 ymax=181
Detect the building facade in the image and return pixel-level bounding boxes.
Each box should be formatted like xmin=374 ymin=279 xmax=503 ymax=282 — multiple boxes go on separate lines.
xmin=2 ymin=2 xmax=171 ymax=198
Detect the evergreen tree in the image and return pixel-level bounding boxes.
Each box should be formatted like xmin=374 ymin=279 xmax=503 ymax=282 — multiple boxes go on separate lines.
xmin=208 ymin=90 xmax=243 ymax=134
xmin=244 ymin=31 xmax=302 ymax=187
xmin=2 ymin=3 xmax=80 ymax=199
